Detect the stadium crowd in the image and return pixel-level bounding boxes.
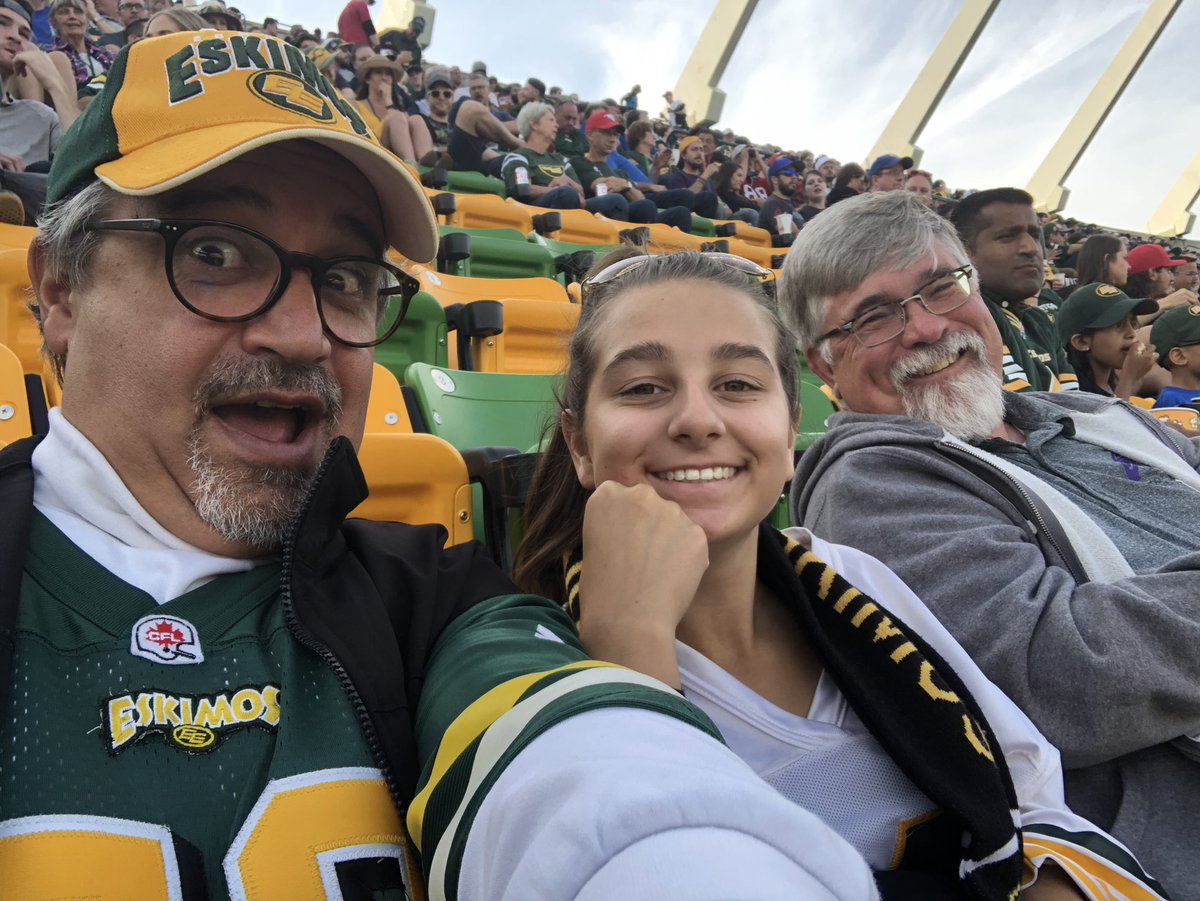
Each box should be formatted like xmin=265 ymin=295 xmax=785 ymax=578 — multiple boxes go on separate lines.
xmin=1 ymin=1 xmax=1199 ymax=899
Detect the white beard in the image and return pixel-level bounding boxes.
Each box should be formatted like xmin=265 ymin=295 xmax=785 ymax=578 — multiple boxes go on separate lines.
xmin=889 ymin=332 xmax=1006 ymax=441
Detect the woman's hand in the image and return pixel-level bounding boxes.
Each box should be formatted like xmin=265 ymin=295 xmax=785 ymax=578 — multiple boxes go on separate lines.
xmin=576 ymin=481 xmax=709 ymax=689
xmin=1115 ymin=340 xmax=1158 ymax=400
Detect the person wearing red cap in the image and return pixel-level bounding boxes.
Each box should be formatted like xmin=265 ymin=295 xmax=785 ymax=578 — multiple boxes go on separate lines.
xmin=567 ymin=108 xmax=694 ymax=231
xmin=1125 ymin=243 xmax=1197 ymax=325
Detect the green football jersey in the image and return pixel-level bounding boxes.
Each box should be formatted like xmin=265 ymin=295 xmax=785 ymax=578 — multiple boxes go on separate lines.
xmin=0 ymin=512 xmax=414 ymax=899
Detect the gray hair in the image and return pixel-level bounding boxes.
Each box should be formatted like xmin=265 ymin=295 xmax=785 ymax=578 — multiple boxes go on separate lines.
xmin=779 ymin=191 xmax=971 ymax=361
xmin=30 ymin=181 xmax=119 ymax=382
xmin=517 ymin=101 xmax=554 ymax=140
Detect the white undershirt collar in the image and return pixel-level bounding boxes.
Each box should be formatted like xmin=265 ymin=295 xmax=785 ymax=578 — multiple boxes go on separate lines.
xmin=31 ymin=408 xmax=263 ymax=604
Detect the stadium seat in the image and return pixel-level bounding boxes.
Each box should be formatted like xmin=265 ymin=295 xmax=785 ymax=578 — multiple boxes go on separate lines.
xmin=0 ymin=223 xmax=34 ymax=252
xmin=349 ymin=432 xmax=475 ymax=545
xmin=0 ymin=239 xmax=41 ymax=374
xmin=724 ymin=236 xmax=784 ymax=270
xmin=548 ymin=209 xmax=636 ymax=246
xmin=637 ymin=223 xmax=726 ymax=255
xmin=441 ymin=193 xmax=540 ymax=233
xmin=471 ymin=298 xmax=577 ymax=375
xmin=405 ymin=363 xmax=560 ymax=554
xmin=415 ymin=166 xmax=506 ymax=197
xmin=1150 ymin=406 xmax=1200 ymax=433
xmin=405 ymin=363 xmax=559 ymax=452
xmin=373 ymin=290 xmax=450 ymax=383
xmin=713 ymin=220 xmax=773 ymax=249
xmin=796 ymin=378 xmax=836 ymax=451
xmin=364 ymin=363 xmax=416 ymax=434
xmin=0 ymin=342 xmax=33 ymax=447
xmin=409 ymin=266 xmax=569 ymax=306
xmin=438 ymin=228 xmax=559 ymax=281
xmin=401 ymin=265 xmax=571 ymax=371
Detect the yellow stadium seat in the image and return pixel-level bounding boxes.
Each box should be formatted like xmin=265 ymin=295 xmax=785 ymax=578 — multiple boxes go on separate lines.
xmin=548 ymin=209 xmax=630 ymax=246
xmin=364 ymin=363 xmax=414 ymax=433
xmin=712 ymin=220 xmax=772 ymax=249
xmin=0 ymin=223 xmax=34 ymax=252
xmin=350 ymin=432 xmax=475 ymax=544
xmin=1126 ymin=396 xmax=1154 ymax=410
xmin=0 ymin=342 xmax=33 ymax=447
xmin=639 ymin=223 xmax=720 ymax=254
xmin=0 ymin=238 xmax=42 ymax=373
xmin=1150 ymin=406 xmax=1200 ymax=433
xmin=725 ymin=236 xmax=784 ymax=270
xmin=41 ymin=359 xmax=62 ymax=410
xmin=472 ymin=298 xmax=577 ymax=375
xmin=399 ymin=267 xmax=572 ymax=373
xmin=406 ymin=266 xmax=569 ymax=306
xmin=443 ymin=194 xmax=539 ymax=233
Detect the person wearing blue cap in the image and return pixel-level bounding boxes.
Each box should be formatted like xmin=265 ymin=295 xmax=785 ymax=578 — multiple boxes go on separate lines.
xmin=757 ymin=156 xmax=802 ymax=240
xmin=867 ymin=153 xmax=912 ymax=193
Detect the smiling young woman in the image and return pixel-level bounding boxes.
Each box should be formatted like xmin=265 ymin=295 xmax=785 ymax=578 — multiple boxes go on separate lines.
xmin=513 ymin=249 xmax=1167 ymax=901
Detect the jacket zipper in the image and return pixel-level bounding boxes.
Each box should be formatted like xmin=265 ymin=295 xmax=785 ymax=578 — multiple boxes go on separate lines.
xmin=935 ymin=439 xmax=1089 ymax=584
xmin=278 ymin=446 xmax=408 ymax=816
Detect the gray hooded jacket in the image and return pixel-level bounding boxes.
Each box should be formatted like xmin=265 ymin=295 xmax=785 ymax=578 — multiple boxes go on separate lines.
xmin=790 ymin=391 xmax=1200 ymax=899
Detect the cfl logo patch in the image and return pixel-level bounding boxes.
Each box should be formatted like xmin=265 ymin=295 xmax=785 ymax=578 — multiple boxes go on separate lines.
xmin=130 ymin=614 xmax=204 ymax=665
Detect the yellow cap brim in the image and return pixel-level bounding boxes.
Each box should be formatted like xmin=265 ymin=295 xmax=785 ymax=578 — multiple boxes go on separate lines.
xmin=94 ymin=122 xmax=438 ymax=264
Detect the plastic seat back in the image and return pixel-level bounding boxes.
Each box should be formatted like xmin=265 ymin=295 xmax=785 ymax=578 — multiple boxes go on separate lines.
xmin=0 ymin=240 xmax=41 ymax=373
xmin=364 ymin=363 xmax=414 ymax=433
xmin=0 ymin=342 xmax=33 ymax=447
xmin=404 ymin=363 xmax=558 ymax=452
xmin=373 ymin=291 xmax=449 ymax=382
xmin=453 ymin=232 xmax=559 ymax=281
xmin=1150 ymin=406 xmax=1200 ymax=433
xmin=410 ymin=265 xmax=569 ymax=307
xmin=473 ymin=299 xmax=577 ymax=375
xmin=446 ymin=194 xmax=538 ymax=233
xmin=350 ymin=432 xmax=474 ymax=544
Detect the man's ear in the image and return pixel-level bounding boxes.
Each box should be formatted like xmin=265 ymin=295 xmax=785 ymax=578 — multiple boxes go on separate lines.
xmin=561 ymin=410 xmax=596 ymax=490
xmin=804 ymin=345 xmax=838 ymax=401
xmin=28 ymin=239 xmax=75 ymax=359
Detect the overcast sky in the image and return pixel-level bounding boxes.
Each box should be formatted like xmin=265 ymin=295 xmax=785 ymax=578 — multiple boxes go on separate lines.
xmin=236 ymin=0 xmax=1198 ymax=235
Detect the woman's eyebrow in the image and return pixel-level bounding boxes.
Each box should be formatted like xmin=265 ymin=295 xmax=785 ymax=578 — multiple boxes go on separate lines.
xmin=604 ymin=342 xmax=672 ymax=371
xmin=713 ymin=343 xmax=772 ymax=365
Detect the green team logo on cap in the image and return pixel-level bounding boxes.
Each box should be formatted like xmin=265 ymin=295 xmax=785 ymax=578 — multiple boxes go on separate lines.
xmin=248 ymin=70 xmax=334 ymax=122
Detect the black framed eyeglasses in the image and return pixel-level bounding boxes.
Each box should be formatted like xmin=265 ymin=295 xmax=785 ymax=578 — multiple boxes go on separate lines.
xmin=87 ymin=218 xmax=418 ymax=348
xmin=818 ymin=265 xmax=975 ymax=348
xmin=581 ymin=252 xmax=775 ymax=304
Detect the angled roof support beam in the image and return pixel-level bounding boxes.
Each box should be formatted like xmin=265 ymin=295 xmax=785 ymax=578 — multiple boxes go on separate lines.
xmin=865 ymin=0 xmax=1000 ymax=169
xmin=1026 ymin=0 xmax=1181 ymax=213
xmin=672 ymin=0 xmax=759 ymax=127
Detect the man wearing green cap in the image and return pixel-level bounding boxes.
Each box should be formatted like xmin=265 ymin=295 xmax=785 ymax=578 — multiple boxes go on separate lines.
xmin=0 ymin=30 xmax=878 ymax=901
xmin=1151 ymin=303 xmax=1200 ymax=412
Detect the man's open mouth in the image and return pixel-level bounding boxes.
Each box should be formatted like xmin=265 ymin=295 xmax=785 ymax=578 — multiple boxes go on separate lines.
xmin=210 ymin=397 xmax=324 ymax=444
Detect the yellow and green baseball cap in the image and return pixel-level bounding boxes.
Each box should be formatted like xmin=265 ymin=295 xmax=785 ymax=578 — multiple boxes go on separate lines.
xmin=1149 ymin=303 xmax=1200 ymax=362
xmin=47 ymin=31 xmax=437 ymax=263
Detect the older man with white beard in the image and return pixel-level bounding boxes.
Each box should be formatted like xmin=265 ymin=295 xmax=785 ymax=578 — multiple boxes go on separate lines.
xmin=782 ymin=191 xmax=1200 ymax=900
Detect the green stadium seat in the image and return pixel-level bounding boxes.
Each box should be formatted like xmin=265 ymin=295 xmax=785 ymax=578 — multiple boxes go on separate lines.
xmin=415 ymin=165 xmax=507 ymax=197
xmin=405 ymin=363 xmax=561 ymax=555
xmin=438 ymin=228 xmax=559 ymax=281
xmin=372 ymin=291 xmax=450 ymax=382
